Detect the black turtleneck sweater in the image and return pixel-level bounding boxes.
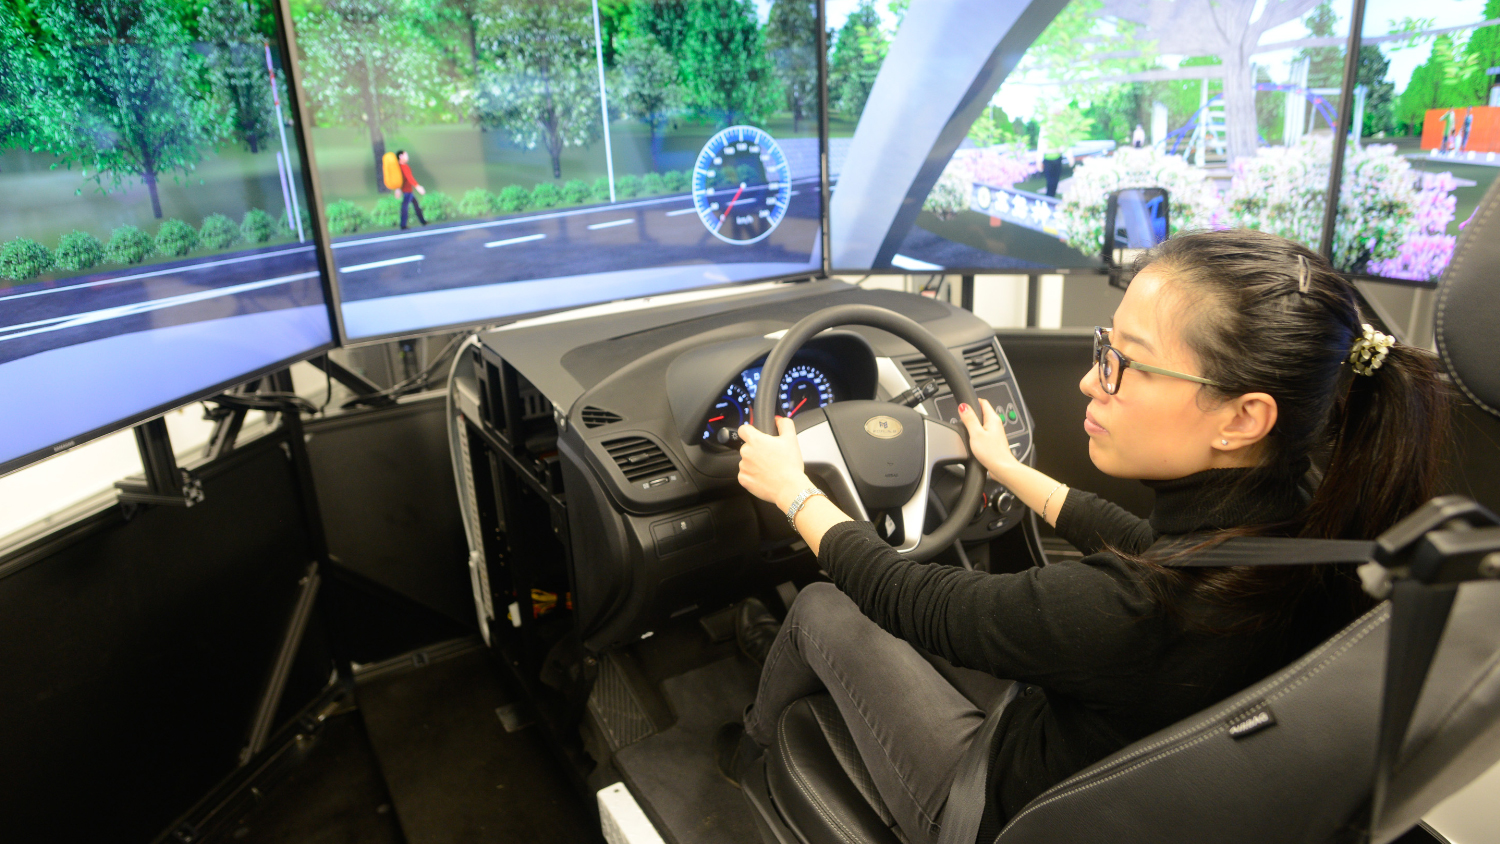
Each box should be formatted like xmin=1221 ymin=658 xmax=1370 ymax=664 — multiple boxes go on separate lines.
xmin=815 ymin=469 xmax=1357 ymax=835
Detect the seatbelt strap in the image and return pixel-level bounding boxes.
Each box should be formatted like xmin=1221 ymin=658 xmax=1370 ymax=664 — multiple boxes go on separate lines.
xmin=1149 ymin=535 xmax=1377 ymax=567
xmin=936 ymin=682 xmax=1021 ymax=844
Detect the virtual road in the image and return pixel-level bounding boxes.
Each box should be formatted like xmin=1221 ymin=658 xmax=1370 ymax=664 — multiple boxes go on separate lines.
xmin=0 ymin=180 xmax=821 ymax=365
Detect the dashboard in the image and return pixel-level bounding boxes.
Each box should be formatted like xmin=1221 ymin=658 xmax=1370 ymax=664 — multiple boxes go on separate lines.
xmin=450 ymin=281 xmax=1036 ymax=651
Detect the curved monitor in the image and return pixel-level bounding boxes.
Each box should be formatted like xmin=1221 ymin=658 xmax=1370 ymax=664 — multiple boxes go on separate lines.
xmin=0 ymin=0 xmax=333 ymax=477
xmin=827 ymin=0 xmax=1354 ymax=274
xmin=1330 ymin=0 xmax=1497 ymax=286
xmin=290 ymin=0 xmax=826 ymax=343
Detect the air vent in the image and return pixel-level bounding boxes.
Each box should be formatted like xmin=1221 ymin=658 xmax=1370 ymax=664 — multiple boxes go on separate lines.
xmin=963 ymin=343 xmax=1003 ymax=379
xmin=581 ymin=406 xmax=623 ymax=428
xmin=901 ymin=342 xmax=1004 ymax=388
xmin=603 ymin=436 xmax=676 ymax=483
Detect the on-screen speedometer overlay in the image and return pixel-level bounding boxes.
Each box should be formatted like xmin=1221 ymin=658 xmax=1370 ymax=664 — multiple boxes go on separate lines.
xmin=691 ymin=126 xmax=792 ymax=245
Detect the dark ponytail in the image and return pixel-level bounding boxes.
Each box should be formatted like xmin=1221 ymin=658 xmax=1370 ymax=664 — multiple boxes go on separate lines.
xmin=1124 ymin=230 xmax=1452 ymax=633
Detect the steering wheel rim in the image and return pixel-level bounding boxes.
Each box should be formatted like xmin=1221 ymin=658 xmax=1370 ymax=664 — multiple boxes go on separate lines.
xmin=753 ymin=304 xmax=985 ymax=562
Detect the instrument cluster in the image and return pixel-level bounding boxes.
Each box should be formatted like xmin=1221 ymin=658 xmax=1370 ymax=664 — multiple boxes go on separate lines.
xmin=701 ymin=362 xmax=837 ymax=445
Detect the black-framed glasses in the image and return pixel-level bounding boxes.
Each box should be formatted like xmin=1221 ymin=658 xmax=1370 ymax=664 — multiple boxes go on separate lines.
xmin=1093 ymin=327 xmax=1224 ymax=395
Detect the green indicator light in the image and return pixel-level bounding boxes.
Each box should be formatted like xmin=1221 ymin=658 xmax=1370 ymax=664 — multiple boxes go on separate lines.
xmin=1007 ymin=409 xmax=1018 ymax=422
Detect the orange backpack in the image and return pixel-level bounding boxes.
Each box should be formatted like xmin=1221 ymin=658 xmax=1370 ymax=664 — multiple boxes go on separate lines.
xmin=382 ymin=152 xmax=403 ymax=191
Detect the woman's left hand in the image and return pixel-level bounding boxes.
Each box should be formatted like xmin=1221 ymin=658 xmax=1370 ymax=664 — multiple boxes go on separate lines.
xmin=737 ymin=417 xmax=814 ymax=511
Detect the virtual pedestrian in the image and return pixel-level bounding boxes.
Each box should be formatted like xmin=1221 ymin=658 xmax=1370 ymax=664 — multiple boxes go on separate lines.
xmin=397 ymin=150 xmax=427 ymax=229
xmin=1132 ymin=124 xmax=1146 ymax=148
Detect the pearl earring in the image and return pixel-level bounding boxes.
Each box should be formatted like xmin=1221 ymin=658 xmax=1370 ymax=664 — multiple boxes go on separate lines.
xmin=1220 ymin=439 xmax=1229 ymax=446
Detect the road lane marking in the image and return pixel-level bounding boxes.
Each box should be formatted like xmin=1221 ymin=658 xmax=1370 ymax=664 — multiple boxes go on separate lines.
xmin=587 ymin=219 xmax=635 ymax=230
xmin=891 ymin=254 xmax=943 ymax=271
xmin=338 ymin=255 xmax=424 ymax=273
xmin=0 ymin=272 xmax=319 ymax=343
xmin=485 ymin=234 xmax=546 ymax=248
xmin=0 ymin=245 xmax=317 ymax=304
xmin=665 ymin=207 xmax=697 ymax=216
xmin=328 ymin=176 xmax=822 ymax=248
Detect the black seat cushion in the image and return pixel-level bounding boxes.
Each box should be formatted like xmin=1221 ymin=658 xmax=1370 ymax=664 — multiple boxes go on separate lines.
xmin=766 ymin=694 xmax=907 ymax=844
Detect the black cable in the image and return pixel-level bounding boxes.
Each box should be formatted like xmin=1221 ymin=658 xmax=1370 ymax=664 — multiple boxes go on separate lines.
xmin=342 ymin=334 xmax=466 ymax=408
xmin=318 ymin=354 xmax=333 ymax=415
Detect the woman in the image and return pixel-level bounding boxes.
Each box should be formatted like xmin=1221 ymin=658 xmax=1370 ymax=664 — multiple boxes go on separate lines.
xmin=724 ymin=230 xmax=1449 ymax=844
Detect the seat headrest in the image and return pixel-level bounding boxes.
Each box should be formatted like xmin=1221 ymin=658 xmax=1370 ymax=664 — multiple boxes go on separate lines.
xmin=1435 ymin=177 xmax=1500 ymax=420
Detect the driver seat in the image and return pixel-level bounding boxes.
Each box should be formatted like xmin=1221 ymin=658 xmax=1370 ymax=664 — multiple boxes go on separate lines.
xmin=739 ymin=179 xmax=1500 ymax=844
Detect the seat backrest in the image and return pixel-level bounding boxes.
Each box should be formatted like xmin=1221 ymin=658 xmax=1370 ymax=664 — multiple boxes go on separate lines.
xmin=993 ymin=582 xmax=1500 ymax=844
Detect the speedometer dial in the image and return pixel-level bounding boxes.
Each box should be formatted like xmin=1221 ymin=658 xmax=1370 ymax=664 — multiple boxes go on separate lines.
xmin=779 ymin=365 xmax=834 ymax=418
xmin=703 ymin=380 xmax=753 ymax=443
xmin=691 ymin=126 xmax=792 ymax=245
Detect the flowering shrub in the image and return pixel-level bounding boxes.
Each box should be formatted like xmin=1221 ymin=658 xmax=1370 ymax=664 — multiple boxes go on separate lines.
xmin=963 ymin=146 xmax=1039 ymax=190
xmin=1363 ymin=171 xmax=1457 ymax=281
xmin=1328 ymin=144 xmax=1419 ymax=273
xmin=1056 ymin=147 xmax=1221 ymax=255
xmin=923 ymin=158 xmax=971 ymax=220
xmin=1224 ymin=139 xmax=1333 ymax=249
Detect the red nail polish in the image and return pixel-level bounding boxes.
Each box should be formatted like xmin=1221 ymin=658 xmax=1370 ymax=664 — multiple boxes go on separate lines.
xmin=958 ymin=403 xmax=969 ymax=413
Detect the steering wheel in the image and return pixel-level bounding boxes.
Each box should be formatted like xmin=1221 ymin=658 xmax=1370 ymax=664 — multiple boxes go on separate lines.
xmin=753 ymin=305 xmax=985 ymax=562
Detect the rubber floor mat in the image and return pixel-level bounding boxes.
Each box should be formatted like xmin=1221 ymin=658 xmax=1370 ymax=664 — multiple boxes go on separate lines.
xmin=614 ymin=656 xmax=762 ymax=844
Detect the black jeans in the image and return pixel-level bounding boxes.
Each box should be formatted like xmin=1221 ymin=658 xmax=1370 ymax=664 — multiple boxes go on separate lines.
xmin=744 ymin=582 xmax=1011 ymax=844
xmin=400 ymin=191 xmax=426 ymax=228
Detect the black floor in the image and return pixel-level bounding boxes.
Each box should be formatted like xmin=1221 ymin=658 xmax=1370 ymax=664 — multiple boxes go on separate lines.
xmin=222 ymin=643 xmax=600 ymax=844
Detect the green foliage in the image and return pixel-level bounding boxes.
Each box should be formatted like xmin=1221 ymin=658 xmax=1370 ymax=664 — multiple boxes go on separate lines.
xmin=1297 ymin=2 xmax=1344 ymax=89
xmin=591 ymin=176 xmax=613 ymax=201
xmin=106 ymin=226 xmax=155 ymax=265
xmin=615 ymin=174 xmax=642 ymax=198
xmin=1 ymin=238 xmax=54 ymax=281
xmin=297 ymin=0 xmax=449 ymax=189
xmin=474 ymin=0 xmax=601 ymax=179
xmin=968 ymin=107 xmax=1016 ymax=147
xmin=641 ymin=172 xmax=666 ymax=195
xmin=1395 ymin=35 xmax=1467 ymax=134
xmin=1457 ymin=1 xmax=1500 ymax=106
xmin=680 ymin=0 xmax=781 ymax=126
xmin=35 ymin=0 xmax=226 ymax=219
xmin=371 ymin=194 xmax=402 ymax=227
xmin=828 ymin=0 xmax=886 ymax=118
xmin=278 ymin=207 xmax=311 ymax=237
xmin=0 ymin=2 xmax=59 ymax=152
xmin=198 ymin=213 xmax=240 ymax=250
xmin=423 ymin=191 xmax=456 ymax=221
xmin=613 ymin=33 xmax=683 ymax=144
xmin=561 ymin=179 xmax=592 ymax=205
xmin=154 ymin=219 xmax=199 ymax=257
xmin=625 ymin=0 xmax=692 ymax=57
xmin=53 ymin=231 xmax=105 ymax=272
xmin=529 ymin=182 xmax=562 ymax=209
xmin=242 ymin=208 xmax=276 ymax=242
xmin=325 ymin=201 xmax=368 ymax=235
xmin=662 ymin=170 xmax=687 ymax=192
xmin=199 ymin=0 xmax=279 ymax=154
xmin=765 ymin=0 xmax=819 ymax=131
xmin=459 ymin=188 xmax=497 ymax=217
xmin=497 ymin=184 xmax=531 ymax=212
xmin=1358 ymin=47 xmax=1396 ymax=137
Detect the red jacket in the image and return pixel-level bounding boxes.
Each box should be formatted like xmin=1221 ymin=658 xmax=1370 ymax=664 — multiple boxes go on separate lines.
xmin=400 ymin=162 xmax=419 ymax=193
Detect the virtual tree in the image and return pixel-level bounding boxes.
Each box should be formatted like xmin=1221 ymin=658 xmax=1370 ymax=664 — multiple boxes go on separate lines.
xmin=614 ymin=32 xmax=683 ymax=153
xmin=765 ymin=0 xmax=818 ymax=133
xmin=827 ymin=0 xmax=886 ymax=118
xmin=198 ymin=1 xmax=278 ymax=154
xmin=680 ymin=0 xmax=780 ymax=127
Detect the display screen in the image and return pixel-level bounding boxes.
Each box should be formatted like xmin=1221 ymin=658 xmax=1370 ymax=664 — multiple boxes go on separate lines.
xmin=0 ymin=0 xmax=332 ymax=476
xmin=827 ymin=0 xmax=1353 ymax=273
xmin=290 ymin=0 xmax=824 ymax=342
xmin=1329 ymin=0 xmax=1498 ymax=284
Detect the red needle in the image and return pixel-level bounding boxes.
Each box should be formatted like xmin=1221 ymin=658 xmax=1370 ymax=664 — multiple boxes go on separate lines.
xmin=717 ymin=183 xmax=746 ymax=231
xmin=789 ymin=397 xmax=808 ymax=417
xmin=708 ymin=416 xmax=725 ymax=422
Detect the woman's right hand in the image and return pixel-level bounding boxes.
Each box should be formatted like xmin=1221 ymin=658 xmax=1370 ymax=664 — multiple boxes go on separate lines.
xmin=958 ymin=398 xmax=1020 ymax=481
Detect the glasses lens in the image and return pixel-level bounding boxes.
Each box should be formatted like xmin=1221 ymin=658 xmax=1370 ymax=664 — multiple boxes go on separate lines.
xmin=1101 ymin=348 xmax=1121 ymax=395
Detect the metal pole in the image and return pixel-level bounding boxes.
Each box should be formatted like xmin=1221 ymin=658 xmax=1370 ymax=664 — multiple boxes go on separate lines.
xmin=591 ymin=0 xmax=616 ymax=203
xmin=265 ymin=41 xmax=305 ymax=242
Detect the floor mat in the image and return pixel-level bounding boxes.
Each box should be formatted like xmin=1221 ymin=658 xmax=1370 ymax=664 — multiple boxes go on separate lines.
xmin=357 ymin=647 xmax=601 ymax=844
xmin=614 ymin=656 xmax=762 ymax=844
xmin=231 ymin=712 xmax=404 ymax=844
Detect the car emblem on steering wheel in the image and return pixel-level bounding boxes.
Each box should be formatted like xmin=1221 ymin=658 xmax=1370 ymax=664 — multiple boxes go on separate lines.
xmin=864 ymin=416 xmax=903 ymax=438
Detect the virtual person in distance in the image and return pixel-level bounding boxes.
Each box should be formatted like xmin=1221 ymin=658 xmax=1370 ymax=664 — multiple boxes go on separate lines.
xmin=398 ymin=150 xmax=427 ymax=230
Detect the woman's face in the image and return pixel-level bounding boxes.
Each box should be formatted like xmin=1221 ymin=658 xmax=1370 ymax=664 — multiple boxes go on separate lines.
xmin=1078 ymin=268 xmax=1240 ymax=480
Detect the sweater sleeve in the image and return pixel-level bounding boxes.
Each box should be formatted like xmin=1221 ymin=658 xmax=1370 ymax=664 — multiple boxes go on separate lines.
xmin=1052 ymin=488 xmax=1155 ymax=556
xmin=817 ymin=521 xmax=1166 ymax=693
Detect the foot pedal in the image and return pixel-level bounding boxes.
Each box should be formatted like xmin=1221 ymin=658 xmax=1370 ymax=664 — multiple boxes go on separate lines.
xmin=699 ymin=604 xmax=737 ymax=643
xmin=587 ymin=654 xmax=657 ymax=751
xmin=775 ymin=580 xmax=800 ymax=614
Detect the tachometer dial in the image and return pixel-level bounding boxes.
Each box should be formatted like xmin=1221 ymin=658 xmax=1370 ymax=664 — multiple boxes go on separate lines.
xmin=778 ymin=365 xmax=834 ymax=418
xmin=691 ymin=126 xmax=793 ymax=245
xmin=703 ymin=380 xmax=754 ymax=443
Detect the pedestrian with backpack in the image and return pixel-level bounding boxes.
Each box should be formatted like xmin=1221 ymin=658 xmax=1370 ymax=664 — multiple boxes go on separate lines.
xmin=382 ymin=149 xmax=427 ymax=229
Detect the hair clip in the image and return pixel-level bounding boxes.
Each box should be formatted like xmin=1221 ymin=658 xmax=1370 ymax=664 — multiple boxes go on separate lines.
xmin=1297 ymin=255 xmax=1311 ymax=294
xmin=1348 ymin=324 xmax=1394 ymax=376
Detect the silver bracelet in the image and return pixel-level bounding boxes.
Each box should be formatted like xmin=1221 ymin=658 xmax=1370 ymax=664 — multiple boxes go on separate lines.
xmin=785 ymin=487 xmax=826 ymax=529
xmin=1040 ymin=483 xmax=1066 ymax=522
